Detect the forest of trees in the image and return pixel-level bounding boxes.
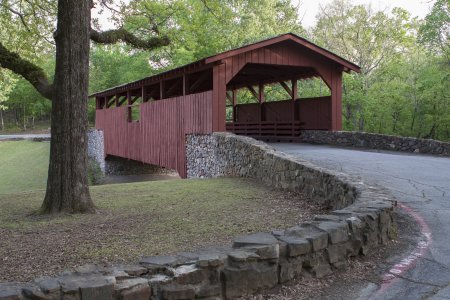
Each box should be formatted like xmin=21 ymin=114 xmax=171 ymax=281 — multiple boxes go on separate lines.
xmin=1 ymin=0 xmax=449 ymax=141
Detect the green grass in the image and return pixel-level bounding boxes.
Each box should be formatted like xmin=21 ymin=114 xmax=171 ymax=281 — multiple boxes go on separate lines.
xmin=0 ymin=140 xmax=50 ymax=194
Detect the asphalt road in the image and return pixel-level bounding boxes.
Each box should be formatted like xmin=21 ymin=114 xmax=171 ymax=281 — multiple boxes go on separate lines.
xmin=270 ymin=143 xmax=450 ymax=300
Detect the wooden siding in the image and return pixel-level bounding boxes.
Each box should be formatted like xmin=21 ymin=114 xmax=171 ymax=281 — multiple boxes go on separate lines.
xmin=234 ymin=97 xmax=331 ymax=130
xmin=95 ymin=91 xmax=213 ymax=178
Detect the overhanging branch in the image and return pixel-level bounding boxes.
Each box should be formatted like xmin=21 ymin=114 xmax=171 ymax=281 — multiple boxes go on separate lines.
xmin=90 ymin=28 xmax=170 ymax=50
xmin=0 ymin=41 xmax=53 ymax=100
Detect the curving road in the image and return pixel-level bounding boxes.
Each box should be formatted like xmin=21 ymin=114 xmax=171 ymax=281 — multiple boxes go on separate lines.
xmin=270 ymin=143 xmax=450 ymax=300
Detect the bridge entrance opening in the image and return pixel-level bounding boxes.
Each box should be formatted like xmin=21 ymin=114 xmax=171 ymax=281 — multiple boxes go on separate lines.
xmin=225 ymin=63 xmax=332 ymax=142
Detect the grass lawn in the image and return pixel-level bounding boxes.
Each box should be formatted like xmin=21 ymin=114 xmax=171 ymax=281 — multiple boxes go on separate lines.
xmin=0 ymin=141 xmax=325 ymax=282
xmin=0 ymin=141 xmax=50 ymax=194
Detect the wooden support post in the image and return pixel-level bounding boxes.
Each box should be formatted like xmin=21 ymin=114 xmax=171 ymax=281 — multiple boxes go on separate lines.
xmin=142 ymin=86 xmax=148 ymax=102
xmin=115 ymin=94 xmax=119 ymax=107
xmin=292 ymin=79 xmax=297 ymax=136
xmin=103 ymin=96 xmax=108 ymax=109
xmin=232 ymin=89 xmax=237 ymax=123
xmin=280 ymin=81 xmax=292 ymax=98
xmin=259 ymin=83 xmax=265 ymax=103
xmin=212 ymin=63 xmax=226 ymax=132
xmin=259 ymin=82 xmax=264 ymax=136
xmin=160 ymin=80 xmax=164 ymax=100
xmin=331 ymin=70 xmax=343 ymax=131
xmin=127 ymin=90 xmax=132 ymax=122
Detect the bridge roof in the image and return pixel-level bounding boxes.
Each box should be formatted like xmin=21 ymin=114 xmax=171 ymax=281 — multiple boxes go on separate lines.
xmin=90 ymin=33 xmax=360 ymax=98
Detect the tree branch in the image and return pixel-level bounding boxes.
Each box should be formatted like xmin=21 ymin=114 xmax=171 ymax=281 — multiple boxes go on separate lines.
xmin=0 ymin=2 xmax=30 ymax=31
xmin=0 ymin=41 xmax=53 ymax=100
xmin=90 ymin=28 xmax=170 ymax=50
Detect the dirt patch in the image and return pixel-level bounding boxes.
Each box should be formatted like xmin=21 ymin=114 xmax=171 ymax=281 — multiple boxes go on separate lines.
xmin=0 ymin=178 xmax=327 ymax=282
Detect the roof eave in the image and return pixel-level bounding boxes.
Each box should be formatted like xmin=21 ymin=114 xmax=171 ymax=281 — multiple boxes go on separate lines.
xmin=205 ymin=33 xmax=361 ymax=73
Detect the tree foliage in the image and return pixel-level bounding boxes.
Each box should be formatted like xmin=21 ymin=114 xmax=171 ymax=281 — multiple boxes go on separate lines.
xmin=311 ymin=0 xmax=449 ymax=140
xmin=1 ymin=0 xmax=449 ymax=141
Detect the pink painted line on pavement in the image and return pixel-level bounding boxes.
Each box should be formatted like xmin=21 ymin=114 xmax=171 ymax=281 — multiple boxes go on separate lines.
xmin=376 ymin=202 xmax=432 ymax=294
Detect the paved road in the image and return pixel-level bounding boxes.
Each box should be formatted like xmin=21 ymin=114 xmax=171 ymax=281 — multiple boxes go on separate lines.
xmin=271 ymin=143 xmax=450 ymax=300
xmin=0 ymin=134 xmax=50 ymax=140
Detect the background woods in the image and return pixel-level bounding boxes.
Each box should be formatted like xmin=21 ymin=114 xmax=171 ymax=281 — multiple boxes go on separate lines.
xmin=1 ymin=0 xmax=449 ymax=141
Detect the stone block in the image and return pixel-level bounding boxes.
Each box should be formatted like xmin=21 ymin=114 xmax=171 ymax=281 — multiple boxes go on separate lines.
xmin=222 ymin=263 xmax=278 ymax=299
xmin=277 ymin=236 xmax=311 ymax=257
xmin=114 ymin=278 xmax=150 ymax=300
xmin=58 ymin=274 xmax=115 ymax=299
xmin=303 ymin=253 xmax=332 ymax=278
xmin=197 ymin=253 xmax=226 ymax=268
xmin=279 ymin=257 xmax=303 ymax=283
xmin=326 ymin=243 xmax=348 ymax=264
xmin=118 ymin=265 xmax=148 ymax=277
xmin=160 ymin=284 xmax=195 ymax=300
xmin=140 ymin=255 xmax=180 ymax=275
xmin=173 ymin=264 xmax=208 ymax=285
xmin=0 ymin=283 xmax=25 ymax=300
xmin=242 ymin=244 xmax=279 ymax=260
xmin=227 ymin=249 xmax=260 ymax=263
xmin=285 ymin=225 xmax=328 ymax=251
xmin=195 ymin=284 xmax=222 ymax=298
xmin=314 ymin=221 xmax=349 ymax=244
xmin=34 ymin=276 xmax=61 ymax=297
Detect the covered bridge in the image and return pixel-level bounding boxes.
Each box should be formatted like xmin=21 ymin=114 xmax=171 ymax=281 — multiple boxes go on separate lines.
xmin=91 ymin=33 xmax=360 ymax=178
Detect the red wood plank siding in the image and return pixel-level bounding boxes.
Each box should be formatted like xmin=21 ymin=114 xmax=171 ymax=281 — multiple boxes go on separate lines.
xmin=297 ymin=97 xmax=332 ymax=130
xmin=233 ymin=97 xmax=331 ymax=130
xmin=95 ymin=91 xmax=213 ymax=178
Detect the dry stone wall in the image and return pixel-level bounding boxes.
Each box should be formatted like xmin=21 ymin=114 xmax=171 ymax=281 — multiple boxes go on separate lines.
xmin=300 ymin=130 xmax=450 ymax=156
xmin=1 ymin=133 xmax=396 ymax=300
xmin=186 ymin=133 xmax=359 ymax=210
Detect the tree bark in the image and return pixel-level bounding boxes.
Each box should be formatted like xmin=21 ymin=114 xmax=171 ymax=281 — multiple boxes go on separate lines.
xmin=41 ymin=0 xmax=95 ymax=213
xmin=0 ymin=109 xmax=4 ymax=131
xmin=1 ymin=0 xmax=169 ymax=214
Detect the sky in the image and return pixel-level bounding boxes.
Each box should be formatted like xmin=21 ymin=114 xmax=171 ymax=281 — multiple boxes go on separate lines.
xmin=295 ymin=0 xmax=435 ymax=28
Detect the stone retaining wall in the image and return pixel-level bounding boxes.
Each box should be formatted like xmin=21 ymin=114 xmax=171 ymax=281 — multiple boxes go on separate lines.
xmin=300 ymin=130 xmax=450 ymax=156
xmin=0 ymin=133 xmax=396 ymax=300
xmin=186 ymin=133 xmax=361 ymax=210
xmin=87 ymin=129 xmax=105 ymax=173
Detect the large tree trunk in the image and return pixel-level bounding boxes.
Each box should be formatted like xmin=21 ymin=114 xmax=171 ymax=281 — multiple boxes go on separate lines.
xmin=41 ymin=0 xmax=95 ymax=213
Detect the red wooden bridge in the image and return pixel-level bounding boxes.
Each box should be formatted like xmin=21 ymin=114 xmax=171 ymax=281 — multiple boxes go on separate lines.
xmin=91 ymin=33 xmax=360 ymax=178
